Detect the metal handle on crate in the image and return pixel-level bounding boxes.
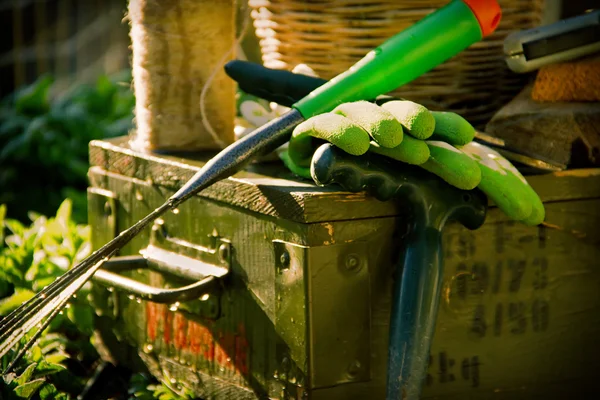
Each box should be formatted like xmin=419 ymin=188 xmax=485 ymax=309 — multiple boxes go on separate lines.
xmin=92 ymin=229 xmax=231 ymax=303
xmin=93 ymin=261 xmax=218 ymax=304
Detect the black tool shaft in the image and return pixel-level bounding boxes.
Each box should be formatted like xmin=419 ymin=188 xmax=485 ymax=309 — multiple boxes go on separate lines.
xmin=0 ymin=109 xmax=304 ymax=359
xmin=171 ymin=109 xmax=304 ymax=205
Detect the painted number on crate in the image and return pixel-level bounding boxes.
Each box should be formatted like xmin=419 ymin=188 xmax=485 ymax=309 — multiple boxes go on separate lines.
xmin=145 ymin=302 xmax=249 ymax=377
xmin=452 ymin=256 xmax=551 ymax=338
xmin=426 ymin=352 xmax=481 ymax=388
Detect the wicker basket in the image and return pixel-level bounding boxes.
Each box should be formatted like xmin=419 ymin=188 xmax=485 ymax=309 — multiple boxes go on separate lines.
xmin=249 ymin=0 xmax=546 ymax=129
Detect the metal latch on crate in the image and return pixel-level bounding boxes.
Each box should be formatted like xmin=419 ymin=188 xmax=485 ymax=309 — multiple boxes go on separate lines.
xmin=88 ymin=187 xmax=231 ymax=304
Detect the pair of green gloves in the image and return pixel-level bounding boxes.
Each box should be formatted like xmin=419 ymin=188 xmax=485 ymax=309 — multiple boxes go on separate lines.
xmin=278 ymin=99 xmax=545 ymax=226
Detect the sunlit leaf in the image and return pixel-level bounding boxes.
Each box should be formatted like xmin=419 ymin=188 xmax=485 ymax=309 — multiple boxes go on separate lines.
xmin=15 ymin=363 xmax=37 ymax=385
xmin=14 ymin=378 xmax=46 ymax=399
xmin=55 ymin=199 xmax=72 ymax=228
xmin=38 ymin=383 xmax=58 ymax=400
xmin=0 ymin=288 xmax=35 ymax=316
xmin=30 ymin=346 xmax=42 ymax=363
xmin=44 ymin=352 xmax=69 ymax=366
xmin=34 ymin=360 xmax=66 ymax=376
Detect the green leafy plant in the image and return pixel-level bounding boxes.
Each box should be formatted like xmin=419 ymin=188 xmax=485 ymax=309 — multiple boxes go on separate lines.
xmin=0 ymin=72 xmax=135 ymax=223
xmin=128 ymin=373 xmax=196 ymax=400
xmin=0 ymin=336 xmax=71 ymax=400
xmin=0 ymin=199 xmax=100 ymax=398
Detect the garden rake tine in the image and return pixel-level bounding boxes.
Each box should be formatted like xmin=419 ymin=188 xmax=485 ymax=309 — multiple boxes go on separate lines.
xmin=3 ymin=297 xmax=66 ymax=375
xmin=0 ymin=202 xmax=173 ymax=358
xmin=0 ymin=201 xmax=172 ymax=342
xmin=0 ymin=252 xmax=116 ymax=358
xmin=0 ymin=245 xmax=106 ymax=337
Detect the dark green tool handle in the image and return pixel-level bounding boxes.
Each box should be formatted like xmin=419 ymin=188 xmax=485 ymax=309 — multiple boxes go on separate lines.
xmin=311 ymin=144 xmax=487 ymax=400
xmin=225 ymin=60 xmax=328 ymax=107
xmin=226 ymin=60 xmax=397 ymax=108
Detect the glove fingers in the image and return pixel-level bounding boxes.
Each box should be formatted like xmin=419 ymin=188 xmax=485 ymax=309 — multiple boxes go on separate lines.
xmin=460 ymin=142 xmax=545 ymax=224
xmin=370 ymin=135 xmax=430 ymax=165
xmin=420 ymin=141 xmax=482 ymax=190
xmin=520 ymin=187 xmax=545 ymax=226
xmin=381 ymin=100 xmax=435 ymax=140
xmin=279 ymin=149 xmax=312 ymax=179
xmin=430 ymin=111 xmax=475 ymax=145
xmin=493 ymin=149 xmax=545 ymax=225
xmin=288 ymin=113 xmax=371 ymax=167
xmin=332 ymin=101 xmax=403 ymax=148
xmin=477 ymin=166 xmax=532 ymax=221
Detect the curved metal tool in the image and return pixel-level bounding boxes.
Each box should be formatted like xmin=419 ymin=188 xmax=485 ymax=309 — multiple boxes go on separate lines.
xmin=311 ymin=144 xmax=487 ymax=400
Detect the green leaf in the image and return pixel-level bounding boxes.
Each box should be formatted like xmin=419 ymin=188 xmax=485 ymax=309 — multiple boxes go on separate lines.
xmin=26 ymin=210 xmax=43 ymax=223
xmin=0 ymin=134 xmax=29 ymax=161
xmin=0 ymin=115 xmax=30 ymax=138
xmin=38 ymin=333 xmax=68 ymax=353
xmin=16 ymin=363 xmax=37 ymax=385
xmin=34 ymin=360 xmax=66 ymax=377
xmin=66 ymin=304 xmax=94 ymax=336
xmin=30 ymin=346 xmax=43 ymax=363
xmin=0 ymin=258 xmax=22 ymax=285
xmin=54 ymin=199 xmax=72 ymax=227
xmin=44 ymin=352 xmax=68 ymax=365
xmin=15 ymin=75 xmax=54 ymax=116
xmin=0 ymin=288 xmax=35 ymax=316
xmin=4 ymin=219 xmax=25 ymax=237
xmin=0 ymin=204 xmax=6 ymax=242
xmin=32 ymin=276 xmax=57 ymax=292
xmin=14 ymin=378 xmax=46 ymax=399
xmin=38 ymin=383 xmax=58 ymax=400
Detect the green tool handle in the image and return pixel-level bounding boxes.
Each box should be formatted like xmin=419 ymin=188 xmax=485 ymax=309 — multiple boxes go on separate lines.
xmin=293 ymin=0 xmax=483 ymax=118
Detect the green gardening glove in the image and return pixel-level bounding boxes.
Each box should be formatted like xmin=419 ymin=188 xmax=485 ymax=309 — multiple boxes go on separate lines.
xmin=281 ymin=99 xmax=480 ymax=188
xmin=280 ymin=100 xmax=545 ymax=226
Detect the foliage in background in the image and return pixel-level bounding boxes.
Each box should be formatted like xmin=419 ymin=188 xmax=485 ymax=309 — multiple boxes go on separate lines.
xmin=0 ymin=72 xmax=135 ymax=224
xmin=0 ymin=70 xmax=195 ymax=399
xmin=0 ymin=201 xmax=197 ymax=399
xmin=128 ymin=373 xmax=196 ymax=400
xmin=0 ymin=200 xmax=99 ymax=398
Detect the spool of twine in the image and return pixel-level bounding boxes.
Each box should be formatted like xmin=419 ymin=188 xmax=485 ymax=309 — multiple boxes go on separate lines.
xmin=249 ymin=0 xmax=545 ymax=129
xmin=128 ymin=0 xmax=235 ymax=152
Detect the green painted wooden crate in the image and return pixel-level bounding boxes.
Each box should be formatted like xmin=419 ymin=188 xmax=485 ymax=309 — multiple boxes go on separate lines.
xmin=88 ymin=137 xmax=600 ymax=399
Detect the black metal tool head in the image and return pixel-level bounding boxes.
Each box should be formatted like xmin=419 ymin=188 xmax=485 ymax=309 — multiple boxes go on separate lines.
xmin=311 ymin=143 xmax=487 ymax=231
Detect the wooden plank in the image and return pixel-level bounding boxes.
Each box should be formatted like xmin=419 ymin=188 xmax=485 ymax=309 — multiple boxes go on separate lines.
xmin=90 ymin=156 xmax=600 ymax=399
xmin=313 ymin=199 xmax=600 ymax=399
xmin=90 ymin=137 xmax=600 ymax=223
xmin=528 ymin=168 xmax=600 ymax=202
xmin=486 ymin=85 xmax=600 ymax=167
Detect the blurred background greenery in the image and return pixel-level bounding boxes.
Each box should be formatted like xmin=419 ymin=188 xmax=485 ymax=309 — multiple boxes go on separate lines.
xmin=1 ymin=0 xmax=134 ymax=224
xmin=0 ymin=1 xmax=191 ymax=397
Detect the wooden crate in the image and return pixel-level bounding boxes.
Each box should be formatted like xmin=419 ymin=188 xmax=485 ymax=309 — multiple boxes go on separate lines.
xmin=88 ymin=137 xmax=600 ymax=399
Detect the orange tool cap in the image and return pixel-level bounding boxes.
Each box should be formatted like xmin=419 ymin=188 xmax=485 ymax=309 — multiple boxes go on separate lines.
xmin=462 ymin=0 xmax=502 ymax=37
